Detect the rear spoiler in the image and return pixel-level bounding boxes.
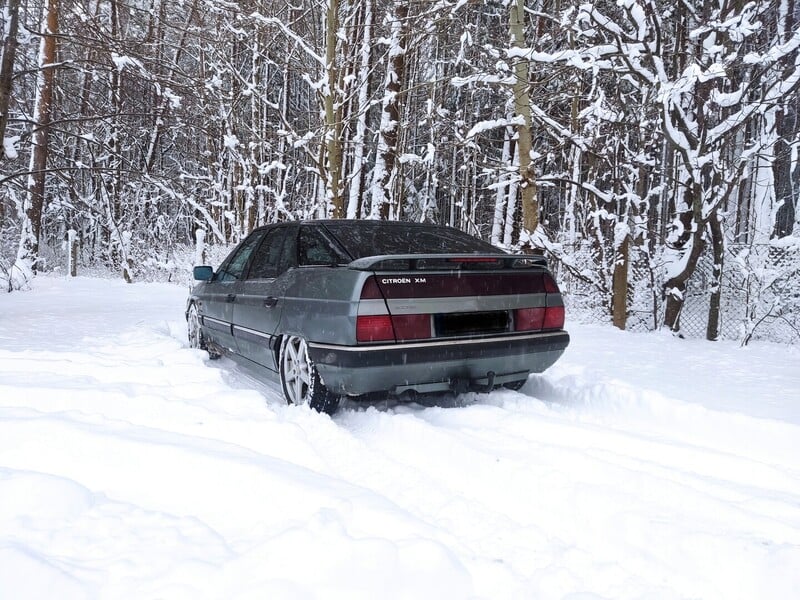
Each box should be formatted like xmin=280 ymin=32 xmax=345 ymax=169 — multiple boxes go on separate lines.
xmin=347 ymin=253 xmax=548 ymax=271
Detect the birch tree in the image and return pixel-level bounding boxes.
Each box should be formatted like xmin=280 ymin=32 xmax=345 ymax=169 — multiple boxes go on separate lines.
xmin=369 ymin=1 xmax=409 ymax=220
xmin=346 ymin=0 xmax=374 ymax=219
xmin=509 ymin=0 xmax=538 ymax=245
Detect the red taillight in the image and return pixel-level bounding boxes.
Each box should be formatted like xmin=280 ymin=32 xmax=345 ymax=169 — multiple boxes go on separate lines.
xmin=391 ymin=314 xmax=431 ymax=340
xmin=358 ymin=275 xmax=432 ymax=341
xmin=514 ymin=306 xmax=564 ymax=331
xmin=357 ymin=315 xmax=395 ymax=342
xmin=514 ymin=307 xmax=545 ymax=331
xmin=543 ymin=305 xmax=565 ymax=330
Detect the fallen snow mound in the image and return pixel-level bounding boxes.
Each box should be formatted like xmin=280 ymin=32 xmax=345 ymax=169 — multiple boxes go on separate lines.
xmin=1 ymin=276 xmax=798 ymax=599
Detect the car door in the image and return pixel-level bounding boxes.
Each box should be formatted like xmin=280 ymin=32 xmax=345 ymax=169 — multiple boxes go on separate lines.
xmin=232 ymin=225 xmax=298 ymax=370
xmin=197 ymin=230 xmax=266 ymax=353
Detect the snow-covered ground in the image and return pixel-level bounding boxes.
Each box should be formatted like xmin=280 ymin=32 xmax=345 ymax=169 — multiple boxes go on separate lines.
xmin=1 ymin=276 xmax=798 ymax=600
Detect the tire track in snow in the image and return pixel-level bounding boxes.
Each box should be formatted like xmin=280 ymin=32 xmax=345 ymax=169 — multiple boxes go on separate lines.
xmin=2 ymin=277 xmax=798 ymax=599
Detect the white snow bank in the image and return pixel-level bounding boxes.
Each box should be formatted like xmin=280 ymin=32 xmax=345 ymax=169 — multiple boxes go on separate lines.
xmin=0 ymin=276 xmax=798 ymax=599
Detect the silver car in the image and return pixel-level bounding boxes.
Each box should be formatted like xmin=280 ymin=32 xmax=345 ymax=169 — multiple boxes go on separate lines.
xmin=187 ymin=220 xmax=569 ymax=413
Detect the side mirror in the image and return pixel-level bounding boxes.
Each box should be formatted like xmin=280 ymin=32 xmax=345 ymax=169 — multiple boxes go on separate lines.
xmin=193 ymin=265 xmax=214 ymax=281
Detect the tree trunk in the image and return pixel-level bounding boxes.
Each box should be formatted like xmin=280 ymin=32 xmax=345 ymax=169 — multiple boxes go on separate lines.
xmin=370 ymin=1 xmax=408 ymax=220
xmin=503 ymin=141 xmax=519 ymax=247
xmin=0 ymin=0 xmax=20 ymax=161
xmin=706 ymin=211 xmax=724 ymax=340
xmin=491 ymin=125 xmax=513 ymax=246
xmin=67 ymin=229 xmax=78 ymax=277
xmin=324 ymin=0 xmax=343 ymax=218
xmin=346 ymin=0 xmax=373 ymax=219
xmin=773 ymin=0 xmax=798 ymax=237
xmin=509 ymin=0 xmax=538 ymax=246
xmin=15 ymin=0 xmax=59 ymax=281
xmin=612 ymin=231 xmax=629 ymax=330
xmin=772 ymin=105 xmax=797 ymax=238
xmin=663 ymin=223 xmax=705 ymax=332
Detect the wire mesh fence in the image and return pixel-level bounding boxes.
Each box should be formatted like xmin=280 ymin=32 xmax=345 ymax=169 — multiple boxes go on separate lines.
xmin=554 ymin=240 xmax=800 ymax=344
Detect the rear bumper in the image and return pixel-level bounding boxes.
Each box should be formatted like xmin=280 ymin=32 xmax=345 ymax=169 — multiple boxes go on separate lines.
xmin=308 ymin=330 xmax=569 ymax=396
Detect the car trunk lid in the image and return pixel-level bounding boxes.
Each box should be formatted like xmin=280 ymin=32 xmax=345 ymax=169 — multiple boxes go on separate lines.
xmin=351 ymin=254 xmax=565 ymax=343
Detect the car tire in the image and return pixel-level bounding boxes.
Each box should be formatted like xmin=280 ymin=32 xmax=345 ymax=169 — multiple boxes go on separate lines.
xmin=279 ymin=335 xmax=340 ymax=415
xmin=187 ymin=303 xmax=221 ymax=360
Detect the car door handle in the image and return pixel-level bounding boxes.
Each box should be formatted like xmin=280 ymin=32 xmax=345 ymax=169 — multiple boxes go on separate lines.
xmin=226 ymin=294 xmax=237 ymax=303
xmin=264 ymin=296 xmax=278 ymax=308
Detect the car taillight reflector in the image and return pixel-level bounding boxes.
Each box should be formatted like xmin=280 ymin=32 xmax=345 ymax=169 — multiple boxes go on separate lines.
xmin=391 ymin=314 xmax=431 ymax=340
xmin=543 ymin=273 xmax=560 ymax=293
xmin=357 ymin=315 xmax=395 ymax=342
xmin=514 ymin=307 xmax=545 ymax=331
xmin=360 ymin=276 xmax=384 ymax=299
xmin=543 ymin=305 xmax=565 ymax=330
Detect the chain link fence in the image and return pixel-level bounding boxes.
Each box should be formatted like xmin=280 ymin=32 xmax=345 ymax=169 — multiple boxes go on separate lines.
xmin=554 ymin=240 xmax=800 ymax=344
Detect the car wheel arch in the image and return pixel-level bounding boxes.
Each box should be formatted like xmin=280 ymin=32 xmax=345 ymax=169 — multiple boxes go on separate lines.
xmin=278 ymin=334 xmax=340 ymax=414
xmin=187 ymin=301 xmax=221 ymax=360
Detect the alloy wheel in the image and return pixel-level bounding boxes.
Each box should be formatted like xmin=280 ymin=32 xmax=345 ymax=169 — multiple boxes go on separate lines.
xmin=187 ymin=305 xmax=202 ymax=349
xmin=282 ymin=336 xmax=312 ymax=405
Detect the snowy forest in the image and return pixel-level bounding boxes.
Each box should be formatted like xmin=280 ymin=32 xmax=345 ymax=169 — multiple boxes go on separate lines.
xmin=1 ymin=0 xmax=799 ymax=343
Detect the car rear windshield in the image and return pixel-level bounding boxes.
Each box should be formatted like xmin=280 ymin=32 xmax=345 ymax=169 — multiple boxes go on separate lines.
xmin=322 ymin=221 xmax=500 ymax=258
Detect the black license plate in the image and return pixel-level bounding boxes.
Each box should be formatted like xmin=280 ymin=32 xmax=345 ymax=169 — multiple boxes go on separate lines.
xmin=435 ymin=311 xmax=509 ymax=337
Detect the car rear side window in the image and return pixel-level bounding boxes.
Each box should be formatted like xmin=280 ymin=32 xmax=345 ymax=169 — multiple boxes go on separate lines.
xmin=277 ymin=225 xmax=298 ymax=273
xmin=298 ymin=226 xmax=349 ymax=266
xmin=323 ymin=222 xmax=498 ymax=258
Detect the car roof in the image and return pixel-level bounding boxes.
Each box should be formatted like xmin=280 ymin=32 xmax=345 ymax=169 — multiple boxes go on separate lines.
xmin=254 ymin=219 xmax=464 ymax=231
